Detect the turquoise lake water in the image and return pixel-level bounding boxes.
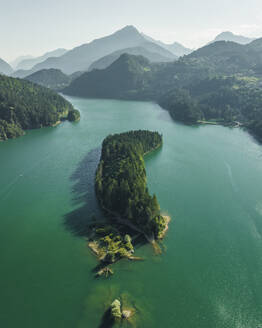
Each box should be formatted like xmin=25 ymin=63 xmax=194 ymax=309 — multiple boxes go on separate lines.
xmin=0 ymin=97 xmax=262 ymax=327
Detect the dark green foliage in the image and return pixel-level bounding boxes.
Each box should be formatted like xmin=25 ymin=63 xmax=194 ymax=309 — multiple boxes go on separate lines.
xmin=159 ymin=88 xmax=202 ymax=123
xmin=95 ymin=130 xmax=166 ymax=239
xmin=0 ymin=120 xmax=24 ymax=140
xmin=101 ymin=233 xmax=134 ymax=263
xmin=160 ymin=76 xmax=262 ymax=131
xmin=190 ymin=76 xmax=262 ymax=128
xmin=92 ymin=225 xmax=135 ymax=263
xmin=0 ymin=74 xmax=77 ymax=140
xmin=246 ymin=120 xmax=262 ymax=139
xmin=67 ymin=109 xmax=80 ymax=121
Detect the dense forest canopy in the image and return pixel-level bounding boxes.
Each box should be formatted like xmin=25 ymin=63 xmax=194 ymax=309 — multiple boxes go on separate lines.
xmin=159 ymin=75 xmax=262 ymax=134
xmin=0 ymin=74 xmax=80 ymax=140
xmin=95 ymin=130 xmax=167 ymax=240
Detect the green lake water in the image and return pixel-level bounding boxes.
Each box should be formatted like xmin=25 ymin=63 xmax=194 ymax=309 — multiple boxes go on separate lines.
xmin=0 ymin=97 xmax=262 ymax=328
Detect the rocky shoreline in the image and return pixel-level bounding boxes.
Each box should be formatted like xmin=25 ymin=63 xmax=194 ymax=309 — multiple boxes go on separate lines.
xmin=87 ymin=214 xmax=170 ymax=276
xmin=159 ymin=215 xmax=171 ymax=239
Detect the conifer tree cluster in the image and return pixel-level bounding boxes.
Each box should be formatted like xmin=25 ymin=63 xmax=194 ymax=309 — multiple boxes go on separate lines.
xmin=95 ymin=130 xmax=166 ymax=239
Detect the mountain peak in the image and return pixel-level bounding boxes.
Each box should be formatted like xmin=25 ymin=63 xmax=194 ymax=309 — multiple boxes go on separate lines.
xmin=115 ymin=25 xmax=140 ymax=35
xmin=216 ymin=31 xmax=234 ymax=37
xmin=107 ymin=53 xmax=151 ymax=72
xmin=246 ymin=37 xmax=262 ymax=51
xmin=123 ymin=25 xmax=138 ymax=31
xmin=213 ymin=31 xmax=255 ymax=45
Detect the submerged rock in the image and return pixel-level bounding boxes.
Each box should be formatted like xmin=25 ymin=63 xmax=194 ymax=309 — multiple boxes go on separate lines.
xmin=122 ymin=309 xmax=132 ymax=319
xmin=106 ymin=298 xmax=135 ymax=323
xmin=95 ymin=266 xmax=114 ymax=278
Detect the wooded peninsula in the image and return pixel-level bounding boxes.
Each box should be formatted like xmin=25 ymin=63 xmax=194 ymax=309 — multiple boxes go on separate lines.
xmin=0 ymin=74 xmax=80 ymax=141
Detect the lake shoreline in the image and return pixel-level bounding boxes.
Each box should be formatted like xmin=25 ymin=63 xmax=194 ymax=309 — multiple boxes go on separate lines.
xmin=159 ymin=215 xmax=171 ymax=239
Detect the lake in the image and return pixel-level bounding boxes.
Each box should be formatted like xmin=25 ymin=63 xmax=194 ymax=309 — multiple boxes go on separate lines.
xmin=0 ymin=97 xmax=261 ymax=327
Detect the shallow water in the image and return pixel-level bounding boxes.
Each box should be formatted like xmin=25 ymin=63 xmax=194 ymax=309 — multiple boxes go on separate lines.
xmin=0 ymin=97 xmax=262 ymax=327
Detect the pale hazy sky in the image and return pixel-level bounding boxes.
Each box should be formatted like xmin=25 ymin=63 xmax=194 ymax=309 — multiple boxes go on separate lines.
xmin=1 ymin=0 xmax=262 ymax=62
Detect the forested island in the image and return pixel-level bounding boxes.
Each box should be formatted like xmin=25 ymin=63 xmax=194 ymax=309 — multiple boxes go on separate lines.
xmin=0 ymin=74 xmax=80 ymax=140
xmin=88 ymin=130 xmax=169 ymax=270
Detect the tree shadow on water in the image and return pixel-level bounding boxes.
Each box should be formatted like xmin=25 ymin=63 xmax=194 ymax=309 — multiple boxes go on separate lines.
xmin=98 ymin=309 xmax=115 ymax=328
xmin=63 ymin=147 xmax=105 ymax=238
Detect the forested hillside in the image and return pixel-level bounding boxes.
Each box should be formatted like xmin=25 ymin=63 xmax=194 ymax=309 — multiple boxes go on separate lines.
xmin=0 ymin=74 xmax=79 ymax=140
xmin=64 ymin=39 xmax=262 ymax=140
xmin=64 ymin=54 xmax=155 ymax=99
xmin=25 ymin=69 xmax=71 ymax=90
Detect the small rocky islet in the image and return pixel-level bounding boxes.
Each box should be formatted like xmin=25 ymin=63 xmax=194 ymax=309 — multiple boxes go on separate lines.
xmin=110 ymin=298 xmax=134 ymax=321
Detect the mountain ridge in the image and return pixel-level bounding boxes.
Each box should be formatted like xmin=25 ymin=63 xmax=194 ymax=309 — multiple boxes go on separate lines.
xmin=0 ymin=58 xmax=13 ymax=75
xmin=64 ymin=53 xmax=153 ymax=98
xmin=16 ymin=48 xmax=68 ymax=71
xmin=210 ymin=31 xmax=255 ymax=45
xmin=89 ymin=44 xmax=176 ymax=71
xmin=142 ymin=33 xmax=193 ymax=56
xmin=25 ymin=26 xmax=176 ymax=74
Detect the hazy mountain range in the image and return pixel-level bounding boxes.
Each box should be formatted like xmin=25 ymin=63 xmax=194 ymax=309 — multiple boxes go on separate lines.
xmin=142 ymin=33 xmax=193 ymax=56
xmin=10 ymin=55 xmax=34 ymax=69
xmin=89 ymin=45 xmax=176 ymax=71
xmin=11 ymin=26 xmax=177 ymax=77
xmin=65 ymin=36 xmax=262 ymax=99
xmin=5 ymin=26 xmax=260 ymax=81
xmin=24 ymin=26 xmax=176 ymax=75
xmin=0 ymin=58 xmax=13 ymax=75
xmin=210 ymin=31 xmax=255 ymax=45
xmin=12 ymin=49 xmax=68 ymax=78
xmin=16 ymin=48 xmax=68 ymax=71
